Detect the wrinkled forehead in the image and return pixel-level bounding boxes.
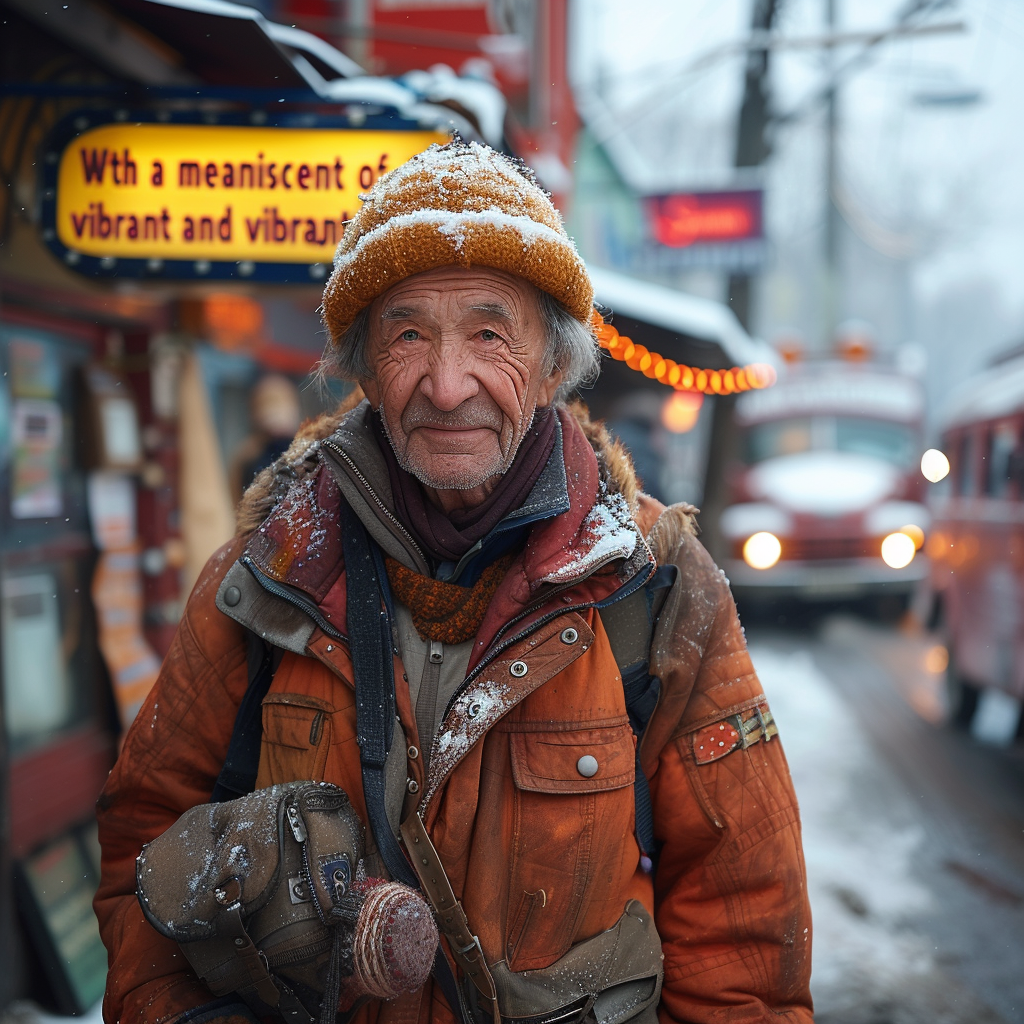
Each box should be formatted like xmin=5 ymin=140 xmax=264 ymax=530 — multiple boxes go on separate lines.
xmin=370 ymin=265 xmax=543 ymax=327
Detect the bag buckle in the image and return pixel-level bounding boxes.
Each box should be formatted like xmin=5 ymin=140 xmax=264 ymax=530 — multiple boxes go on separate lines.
xmin=456 ymin=933 xmax=485 ymax=965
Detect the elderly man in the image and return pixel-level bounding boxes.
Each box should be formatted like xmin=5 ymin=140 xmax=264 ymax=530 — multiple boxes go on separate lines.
xmin=95 ymin=141 xmax=812 ymax=1024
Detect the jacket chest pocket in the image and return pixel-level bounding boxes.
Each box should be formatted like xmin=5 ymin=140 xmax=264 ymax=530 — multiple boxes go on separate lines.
xmin=505 ymin=722 xmax=636 ymax=972
xmin=256 ymin=693 xmax=334 ymax=788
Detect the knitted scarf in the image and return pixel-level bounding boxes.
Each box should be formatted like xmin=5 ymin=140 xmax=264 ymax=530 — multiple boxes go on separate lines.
xmin=384 ymin=552 xmax=516 ymax=644
xmin=373 ymin=407 xmax=557 ymax=564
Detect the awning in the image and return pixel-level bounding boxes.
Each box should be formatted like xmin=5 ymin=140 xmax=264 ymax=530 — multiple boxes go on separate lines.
xmin=588 ymin=266 xmax=778 ymax=394
xmin=6 ymin=0 xmax=505 ymax=145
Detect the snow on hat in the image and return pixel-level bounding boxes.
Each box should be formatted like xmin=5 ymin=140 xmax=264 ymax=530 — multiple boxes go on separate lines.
xmin=322 ymin=139 xmax=594 ymax=345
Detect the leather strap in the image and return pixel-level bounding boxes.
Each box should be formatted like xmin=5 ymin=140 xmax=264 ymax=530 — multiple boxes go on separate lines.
xmin=401 ymin=813 xmax=500 ymax=1024
xmin=182 ymin=884 xmax=316 ymax=1024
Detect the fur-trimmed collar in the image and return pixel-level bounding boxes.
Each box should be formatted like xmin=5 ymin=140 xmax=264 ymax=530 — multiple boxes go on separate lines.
xmin=237 ymin=389 xmax=646 ymax=538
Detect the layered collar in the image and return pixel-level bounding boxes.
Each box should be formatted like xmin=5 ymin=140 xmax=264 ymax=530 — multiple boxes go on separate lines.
xmin=239 ymin=400 xmax=653 ymax=666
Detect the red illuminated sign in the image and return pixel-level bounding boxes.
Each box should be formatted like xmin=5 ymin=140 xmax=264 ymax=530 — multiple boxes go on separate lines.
xmin=647 ymin=190 xmax=763 ymax=248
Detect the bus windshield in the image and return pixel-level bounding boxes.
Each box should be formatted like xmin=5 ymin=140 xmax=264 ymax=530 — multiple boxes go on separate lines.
xmin=744 ymin=416 xmax=915 ymax=468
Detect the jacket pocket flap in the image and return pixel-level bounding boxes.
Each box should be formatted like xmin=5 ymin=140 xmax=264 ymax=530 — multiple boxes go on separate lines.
xmin=262 ymin=693 xmax=332 ymax=750
xmin=510 ymin=724 xmax=635 ymax=793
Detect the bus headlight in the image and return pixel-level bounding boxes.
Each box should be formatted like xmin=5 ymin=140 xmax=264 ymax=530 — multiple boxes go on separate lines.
xmin=881 ymin=531 xmax=916 ymax=569
xmin=743 ymin=532 xmax=782 ymax=570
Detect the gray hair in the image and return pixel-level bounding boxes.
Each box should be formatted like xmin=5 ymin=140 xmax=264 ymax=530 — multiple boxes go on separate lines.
xmin=317 ymin=287 xmax=601 ymax=399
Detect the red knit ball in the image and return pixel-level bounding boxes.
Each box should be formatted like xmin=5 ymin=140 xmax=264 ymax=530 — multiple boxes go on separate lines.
xmin=350 ymin=880 xmax=438 ymax=999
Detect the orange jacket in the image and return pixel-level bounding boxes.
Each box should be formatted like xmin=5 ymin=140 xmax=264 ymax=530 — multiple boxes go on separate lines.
xmin=95 ymin=404 xmax=812 ymax=1024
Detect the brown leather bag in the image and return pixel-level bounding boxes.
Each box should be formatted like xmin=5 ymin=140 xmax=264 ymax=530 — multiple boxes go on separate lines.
xmin=136 ymin=781 xmax=438 ymax=1024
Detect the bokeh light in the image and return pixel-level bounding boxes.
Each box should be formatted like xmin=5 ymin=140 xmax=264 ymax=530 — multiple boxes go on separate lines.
xmin=661 ymin=391 xmax=704 ymax=433
xmin=743 ymin=532 xmax=782 ymax=570
xmin=900 ymin=523 xmax=926 ymax=550
xmin=924 ymin=645 xmax=949 ymax=674
xmin=921 ymin=448 xmax=950 ymax=483
xmin=881 ymin=531 xmax=916 ymax=568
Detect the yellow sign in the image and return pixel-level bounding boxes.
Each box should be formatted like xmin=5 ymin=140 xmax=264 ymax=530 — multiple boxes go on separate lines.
xmin=55 ymin=123 xmax=446 ymax=264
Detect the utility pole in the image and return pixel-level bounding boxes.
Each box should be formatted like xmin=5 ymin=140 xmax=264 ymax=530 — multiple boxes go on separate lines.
xmin=727 ymin=0 xmax=779 ymax=330
xmin=703 ymin=0 xmax=780 ymax=560
xmin=824 ymin=0 xmax=840 ymax=348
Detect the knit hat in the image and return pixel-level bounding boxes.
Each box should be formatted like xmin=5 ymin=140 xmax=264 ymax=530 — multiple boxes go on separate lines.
xmin=322 ymin=140 xmax=594 ymax=344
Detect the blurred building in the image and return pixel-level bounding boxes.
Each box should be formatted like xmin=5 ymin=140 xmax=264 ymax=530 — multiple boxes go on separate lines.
xmin=0 ymin=0 xmax=780 ymax=1012
xmin=0 ymin=0 xmax=501 ymax=1010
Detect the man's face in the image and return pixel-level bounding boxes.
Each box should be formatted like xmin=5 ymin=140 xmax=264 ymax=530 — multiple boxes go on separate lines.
xmin=360 ymin=266 xmax=562 ymax=502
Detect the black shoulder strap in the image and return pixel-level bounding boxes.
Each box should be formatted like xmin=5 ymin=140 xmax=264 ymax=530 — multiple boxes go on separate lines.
xmin=211 ymin=631 xmax=283 ymax=803
xmin=338 ymin=500 xmax=422 ymax=890
xmin=339 ymin=501 xmax=466 ymax=1019
xmin=210 ymin=522 xmax=465 ymax=1017
xmin=599 ymin=564 xmax=677 ymax=862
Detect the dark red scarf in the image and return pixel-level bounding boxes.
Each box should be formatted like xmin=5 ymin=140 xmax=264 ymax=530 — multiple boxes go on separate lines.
xmin=373 ymin=406 xmax=557 ymax=563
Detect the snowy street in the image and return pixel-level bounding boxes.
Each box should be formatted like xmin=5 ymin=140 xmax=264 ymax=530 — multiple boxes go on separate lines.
xmin=751 ymin=615 xmax=1024 ymax=1024
xmin=5 ymin=614 xmax=1023 ymax=1024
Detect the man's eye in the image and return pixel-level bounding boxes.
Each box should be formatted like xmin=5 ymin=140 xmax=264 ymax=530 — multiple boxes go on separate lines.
xmin=400 ymin=330 xmax=419 ymax=342
xmin=480 ymin=330 xmax=498 ymax=341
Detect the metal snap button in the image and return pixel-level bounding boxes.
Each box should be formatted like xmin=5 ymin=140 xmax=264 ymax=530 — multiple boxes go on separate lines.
xmin=223 ymin=585 xmax=241 ymax=607
xmin=406 ymin=778 xmax=420 ymax=794
xmin=560 ymin=627 xmax=579 ymax=645
xmin=407 ymin=745 xmax=419 ymax=760
xmin=576 ymin=755 xmax=599 ymax=778
xmin=510 ymin=661 xmax=528 ymax=677
xmin=467 ymin=700 xmax=482 ymax=718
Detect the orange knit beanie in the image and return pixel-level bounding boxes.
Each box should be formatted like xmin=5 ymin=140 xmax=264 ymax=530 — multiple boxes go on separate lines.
xmin=321 ymin=139 xmax=594 ymax=345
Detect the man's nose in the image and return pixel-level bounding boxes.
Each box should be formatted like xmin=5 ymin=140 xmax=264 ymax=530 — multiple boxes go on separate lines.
xmin=421 ymin=338 xmax=478 ymax=410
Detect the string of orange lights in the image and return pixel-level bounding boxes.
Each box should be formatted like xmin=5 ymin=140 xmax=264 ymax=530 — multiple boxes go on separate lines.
xmin=590 ymin=311 xmax=777 ymax=395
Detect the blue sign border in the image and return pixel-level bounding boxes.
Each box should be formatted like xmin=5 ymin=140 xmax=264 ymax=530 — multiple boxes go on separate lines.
xmin=39 ymin=107 xmax=438 ymax=283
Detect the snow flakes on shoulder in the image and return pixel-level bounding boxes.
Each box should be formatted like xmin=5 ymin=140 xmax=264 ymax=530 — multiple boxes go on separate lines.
xmin=541 ymin=486 xmax=640 ymax=586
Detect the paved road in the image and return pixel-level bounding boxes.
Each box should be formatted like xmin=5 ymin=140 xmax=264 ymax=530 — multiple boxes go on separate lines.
xmin=746 ymin=611 xmax=1024 ymax=1024
xmin=8 ymin=610 xmax=1021 ymax=1024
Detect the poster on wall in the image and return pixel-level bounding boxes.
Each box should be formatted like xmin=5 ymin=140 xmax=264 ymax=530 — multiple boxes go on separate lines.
xmin=11 ymin=399 xmax=63 ymax=518
xmin=8 ymin=336 xmax=64 ymax=518
xmin=1 ymin=572 xmax=70 ymax=742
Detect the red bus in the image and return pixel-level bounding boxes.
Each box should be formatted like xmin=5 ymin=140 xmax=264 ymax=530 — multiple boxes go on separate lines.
xmin=926 ymin=351 xmax=1024 ymax=730
xmin=721 ymin=358 xmax=929 ymax=607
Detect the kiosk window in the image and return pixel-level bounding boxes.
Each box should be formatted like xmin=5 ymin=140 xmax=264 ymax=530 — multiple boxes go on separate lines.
xmin=1 ymin=560 xmax=95 ymax=755
xmin=985 ymin=424 xmax=1017 ymax=498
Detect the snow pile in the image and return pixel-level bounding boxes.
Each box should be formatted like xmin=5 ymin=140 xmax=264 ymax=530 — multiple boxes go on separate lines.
xmin=750 ymin=645 xmax=937 ymax=1009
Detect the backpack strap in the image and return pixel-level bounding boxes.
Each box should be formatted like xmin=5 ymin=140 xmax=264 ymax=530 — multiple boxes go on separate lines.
xmin=338 ymin=502 xmax=468 ymax=1021
xmin=598 ymin=564 xmax=677 ymax=866
xmin=211 ymin=631 xmax=283 ymax=803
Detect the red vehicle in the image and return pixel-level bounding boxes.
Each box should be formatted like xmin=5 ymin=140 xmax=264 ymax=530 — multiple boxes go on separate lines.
xmin=721 ymin=358 xmax=929 ymax=605
xmin=926 ymin=352 xmax=1024 ymax=730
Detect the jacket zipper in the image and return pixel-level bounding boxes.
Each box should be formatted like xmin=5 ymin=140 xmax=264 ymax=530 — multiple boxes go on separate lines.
xmin=249 ymin=438 xmax=654 ymax=716
xmin=442 ymin=560 xmax=655 ymax=721
xmin=242 ymin=556 xmax=346 ymax=641
xmin=244 ymin=542 xmax=651 ymax=725
xmin=320 ymin=437 xmax=428 ymax=569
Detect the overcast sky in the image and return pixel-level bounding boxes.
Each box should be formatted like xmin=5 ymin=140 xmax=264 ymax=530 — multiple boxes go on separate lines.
xmin=571 ymin=0 xmax=1024 ymax=371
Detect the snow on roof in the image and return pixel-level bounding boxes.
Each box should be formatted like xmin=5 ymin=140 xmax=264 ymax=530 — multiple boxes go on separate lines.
xmin=939 ymin=354 xmax=1024 ymax=432
xmin=400 ymin=67 xmax=507 ymax=151
xmin=264 ymin=22 xmax=365 ymax=81
xmin=130 ymin=0 xmax=506 ymax=147
xmin=588 ymin=266 xmax=775 ymax=368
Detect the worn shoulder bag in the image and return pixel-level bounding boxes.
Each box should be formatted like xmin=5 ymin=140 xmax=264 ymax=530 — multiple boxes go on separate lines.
xmin=136 ymin=781 xmax=438 ymax=1024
